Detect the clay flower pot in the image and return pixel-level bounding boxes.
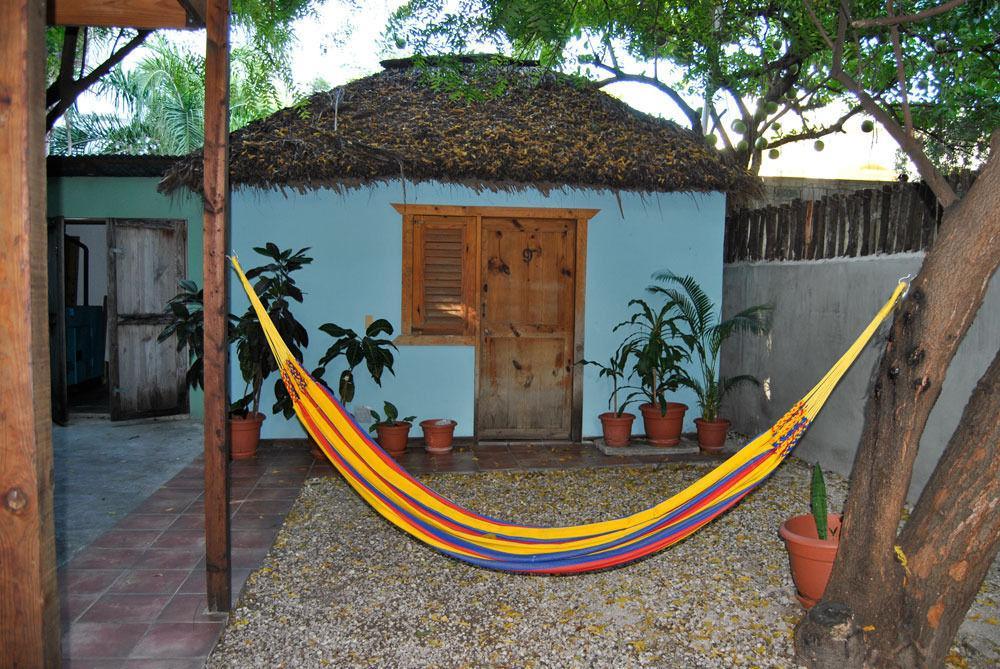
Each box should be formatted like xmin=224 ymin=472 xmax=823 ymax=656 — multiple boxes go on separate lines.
xmin=780 ymin=513 xmax=842 ymax=608
xmin=230 ymin=412 xmax=265 ymax=460
xmin=375 ymin=422 xmax=412 ymax=457
xmin=599 ymin=412 xmax=635 ymax=447
xmin=420 ymin=419 xmax=457 ymax=454
xmin=640 ymin=402 xmax=688 ymax=446
xmin=695 ymin=417 xmax=731 ymax=453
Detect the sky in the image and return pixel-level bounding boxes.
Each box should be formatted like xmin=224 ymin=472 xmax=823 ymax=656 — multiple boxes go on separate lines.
xmin=91 ymin=0 xmax=910 ymax=181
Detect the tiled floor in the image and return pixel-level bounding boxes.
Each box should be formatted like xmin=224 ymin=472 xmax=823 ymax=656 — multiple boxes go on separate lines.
xmin=58 ymin=439 xmax=717 ymax=667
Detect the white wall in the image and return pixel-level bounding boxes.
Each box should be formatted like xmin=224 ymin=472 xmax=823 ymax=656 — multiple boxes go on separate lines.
xmin=721 ymin=254 xmax=1000 ymax=501
xmin=64 ymin=222 xmax=108 ymax=307
xmin=232 ymin=180 xmax=727 ymax=439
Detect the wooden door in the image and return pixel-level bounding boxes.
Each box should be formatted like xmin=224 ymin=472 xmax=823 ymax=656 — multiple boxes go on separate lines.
xmin=107 ymin=219 xmax=188 ymax=420
xmin=47 ymin=217 xmax=68 ymax=425
xmin=478 ymin=217 xmax=577 ymax=439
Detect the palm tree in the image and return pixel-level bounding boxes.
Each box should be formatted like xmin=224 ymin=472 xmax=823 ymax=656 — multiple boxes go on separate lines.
xmin=649 ymin=271 xmax=771 ymax=422
xmin=48 ymin=38 xmax=285 ymax=156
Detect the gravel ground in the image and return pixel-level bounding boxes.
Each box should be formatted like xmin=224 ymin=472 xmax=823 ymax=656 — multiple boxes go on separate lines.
xmin=208 ymin=460 xmax=999 ymax=668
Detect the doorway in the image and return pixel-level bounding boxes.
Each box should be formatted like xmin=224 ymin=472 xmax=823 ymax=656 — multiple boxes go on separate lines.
xmin=48 ymin=217 xmax=189 ymax=422
xmin=475 ymin=213 xmax=587 ymax=441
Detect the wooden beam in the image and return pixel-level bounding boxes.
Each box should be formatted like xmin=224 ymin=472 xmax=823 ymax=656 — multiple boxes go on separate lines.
xmin=47 ymin=0 xmax=205 ymax=29
xmin=202 ymin=0 xmax=232 ymax=612
xmin=0 ymin=0 xmax=61 ymax=665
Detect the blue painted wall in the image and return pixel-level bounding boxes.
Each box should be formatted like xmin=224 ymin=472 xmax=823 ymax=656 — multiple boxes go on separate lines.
xmin=47 ymin=176 xmax=205 ymax=417
xmin=231 ymin=181 xmax=725 ymax=439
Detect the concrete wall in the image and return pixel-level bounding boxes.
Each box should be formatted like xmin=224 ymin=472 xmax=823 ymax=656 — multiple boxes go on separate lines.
xmin=47 ymin=177 xmax=205 ymax=416
xmin=721 ymin=255 xmax=1000 ymax=501
xmin=753 ymin=176 xmax=893 ymax=208
xmin=231 ymin=181 xmax=726 ymax=439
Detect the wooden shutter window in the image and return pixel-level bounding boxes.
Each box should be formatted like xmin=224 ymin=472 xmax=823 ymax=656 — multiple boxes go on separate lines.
xmin=410 ymin=215 xmax=476 ymax=337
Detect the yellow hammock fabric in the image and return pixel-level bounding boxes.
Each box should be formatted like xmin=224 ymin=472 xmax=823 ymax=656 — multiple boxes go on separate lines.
xmin=232 ymin=257 xmax=906 ymax=573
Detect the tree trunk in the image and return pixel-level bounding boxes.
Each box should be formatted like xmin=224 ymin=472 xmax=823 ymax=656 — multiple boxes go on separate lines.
xmin=794 ymin=135 xmax=1000 ymax=667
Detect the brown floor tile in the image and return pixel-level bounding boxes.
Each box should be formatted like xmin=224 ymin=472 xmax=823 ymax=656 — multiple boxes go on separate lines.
xmin=165 ymin=515 xmax=203 ymax=531
xmin=68 ymin=548 xmax=145 ymax=571
xmin=108 ymin=569 xmax=189 ymax=595
xmin=132 ymin=550 xmax=203 ymax=571
xmin=130 ymin=622 xmax=224 ymax=659
xmin=156 ymin=594 xmax=229 ymax=624
xmin=92 ymin=530 xmax=164 ymax=550
xmin=63 ymin=569 xmax=124 ymax=594
xmin=115 ymin=515 xmax=178 ymax=531
xmin=150 ymin=531 xmax=205 ymax=551
xmin=61 ymin=593 xmax=101 ymax=625
xmin=62 ymin=622 xmax=149 ymax=659
xmin=79 ymin=594 xmax=172 ymax=623
xmin=231 ymin=512 xmax=285 ymax=530
xmin=122 ymin=659 xmax=204 ymax=668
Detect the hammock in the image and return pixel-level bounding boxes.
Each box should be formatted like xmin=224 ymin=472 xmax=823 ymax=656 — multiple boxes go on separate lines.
xmin=232 ymin=258 xmax=906 ymax=574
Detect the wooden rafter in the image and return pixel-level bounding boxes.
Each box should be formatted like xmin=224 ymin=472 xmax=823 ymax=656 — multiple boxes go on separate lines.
xmin=47 ymin=0 xmax=206 ymax=29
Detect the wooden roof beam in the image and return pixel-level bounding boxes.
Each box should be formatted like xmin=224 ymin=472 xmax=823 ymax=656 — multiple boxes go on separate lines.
xmin=47 ymin=0 xmax=206 ymax=29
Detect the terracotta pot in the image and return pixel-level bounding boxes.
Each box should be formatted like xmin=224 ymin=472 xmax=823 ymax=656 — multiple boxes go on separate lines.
xmin=230 ymin=412 xmax=265 ymax=460
xmin=695 ymin=417 xmax=731 ymax=452
xmin=420 ymin=419 xmax=457 ymax=454
xmin=599 ymin=412 xmax=635 ymax=447
xmin=375 ymin=422 xmax=412 ymax=457
xmin=779 ymin=513 xmax=842 ymax=608
xmin=639 ymin=402 xmax=688 ymax=446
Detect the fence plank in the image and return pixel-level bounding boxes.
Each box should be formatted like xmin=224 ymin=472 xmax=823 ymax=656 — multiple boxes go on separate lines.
xmin=860 ymin=190 xmax=873 ymax=256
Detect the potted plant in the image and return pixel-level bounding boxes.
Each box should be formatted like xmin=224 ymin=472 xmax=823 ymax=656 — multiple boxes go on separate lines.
xmin=159 ymin=244 xmax=313 ymax=460
xmin=420 ymin=418 xmax=458 ymax=454
xmin=312 ymin=316 xmax=400 ymax=459
xmin=579 ymin=340 xmax=636 ymax=446
xmin=369 ymin=401 xmax=416 ymax=457
xmin=229 ymin=245 xmax=313 ymax=459
xmin=779 ymin=464 xmax=841 ymax=608
xmin=650 ymin=271 xmax=771 ymax=453
xmin=615 ymin=294 xmax=691 ymax=446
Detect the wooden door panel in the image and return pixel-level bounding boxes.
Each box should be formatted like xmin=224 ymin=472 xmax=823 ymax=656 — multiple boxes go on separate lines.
xmin=478 ymin=217 xmax=576 ymax=439
xmin=47 ymin=217 xmax=68 ymax=425
xmin=108 ymin=219 xmax=187 ymax=420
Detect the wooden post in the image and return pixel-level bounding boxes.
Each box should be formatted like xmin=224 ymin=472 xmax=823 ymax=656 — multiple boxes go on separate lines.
xmin=0 ymin=0 xmax=61 ymax=664
xmin=203 ymin=0 xmax=232 ymax=612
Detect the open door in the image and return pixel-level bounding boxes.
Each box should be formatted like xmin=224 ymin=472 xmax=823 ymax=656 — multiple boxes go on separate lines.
xmin=47 ymin=216 xmax=68 ymax=425
xmin=107 ymin=218 xmax=188 ymax=420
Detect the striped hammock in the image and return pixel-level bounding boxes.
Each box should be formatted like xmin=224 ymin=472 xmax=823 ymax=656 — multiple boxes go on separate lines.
xmin=232 ymin=258 xmax=906 ymax=574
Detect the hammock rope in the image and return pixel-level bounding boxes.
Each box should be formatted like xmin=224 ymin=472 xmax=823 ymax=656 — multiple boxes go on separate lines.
xmin=232 ymin=257 xmax=906 ymax=574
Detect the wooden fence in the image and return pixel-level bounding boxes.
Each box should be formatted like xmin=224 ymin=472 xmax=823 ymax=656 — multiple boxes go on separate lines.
xmin=724 ymin=172 xmax=977 ymax=263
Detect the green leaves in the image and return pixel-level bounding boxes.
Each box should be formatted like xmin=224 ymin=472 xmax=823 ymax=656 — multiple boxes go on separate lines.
xmin=811 ymin=464 xmax=829 ymax=541
xmin=369 ymin=400 xmax=416 ymax=432
xmin=316 ymin=317 xmax=398 ymax=403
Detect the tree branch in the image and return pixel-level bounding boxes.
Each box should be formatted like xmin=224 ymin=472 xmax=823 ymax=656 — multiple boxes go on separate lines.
xmin=851 ymin=0 xmax=968 ymax=28
xmin=804 ymin=1 xmax=957 ymax=206
xmin=887 ymin=0 xmax=914 ymax=136
xmin=46 ymin=30 xmax=152 ymax=132
xmin=591 ymin=58 xmax=703 ymax=134
xmin=766 ymin=105 xmax=864 ymax=149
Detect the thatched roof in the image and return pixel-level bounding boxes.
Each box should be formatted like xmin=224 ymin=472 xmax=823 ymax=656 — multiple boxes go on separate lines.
xmin=160 ymin=57 xmax=759 ymax=200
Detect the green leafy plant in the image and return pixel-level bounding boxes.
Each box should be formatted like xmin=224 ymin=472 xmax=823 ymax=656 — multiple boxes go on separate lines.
xmin=579 ymin=340 xmax=636 ymax=415
xmin=811 ymin=463 xmax=829 ymax=541
xmin=160 ymin=244 xmax=312 ymax=419
xmin=368 ymin=401 xmax=416 ymax=433
xmin=315 ymin=318 xmax=399 ymax=404
xmin=649 ymin=271 xmax=771 ymax=422
xmin=614 ymin=295 xmax=691 ymax=416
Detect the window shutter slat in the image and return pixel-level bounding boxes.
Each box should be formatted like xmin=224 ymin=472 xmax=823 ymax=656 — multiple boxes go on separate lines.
xmin=412 ymin=217 xmax=472 ymax=335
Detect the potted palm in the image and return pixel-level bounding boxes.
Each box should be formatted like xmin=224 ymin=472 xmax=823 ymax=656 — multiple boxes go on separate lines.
xmin=615 ymin=296 xmax=691 ymax=446
xmin=159 ymin=244 xmax=312 ymax=460
xmin=780 ymin=464 xmax=841 ymax=608
xmin=579 ymin=340 xmax=636 ymax=446
xmin=369 ymin=401 xmax=416 ymax=457
xmin=649 ymin=271 xmax=771 ymax=453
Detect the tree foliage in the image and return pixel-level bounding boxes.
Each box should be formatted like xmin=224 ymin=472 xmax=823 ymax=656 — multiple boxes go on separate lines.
xmin=44 ymin=0 xmax=322 ymax=135
xmin=388 ymin=0 xmax=997 ymax=172
xmin=49 ymin=39 xmax=284 ymax=155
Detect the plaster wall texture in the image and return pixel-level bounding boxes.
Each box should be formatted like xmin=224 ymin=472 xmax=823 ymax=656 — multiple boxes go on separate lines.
xmin=721 ymin=254 xmax=1000 ymax=501
xmin=230 ymin=181 xmax=726 ymax=439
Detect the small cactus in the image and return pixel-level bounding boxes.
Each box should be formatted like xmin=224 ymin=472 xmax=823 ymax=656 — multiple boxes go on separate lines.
xmin=811 ymin=463 xmax=828 ymax=540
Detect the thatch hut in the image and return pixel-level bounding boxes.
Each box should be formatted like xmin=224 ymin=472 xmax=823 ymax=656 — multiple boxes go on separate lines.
xmin=162 ymin=56 xmax=758 ymax=441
